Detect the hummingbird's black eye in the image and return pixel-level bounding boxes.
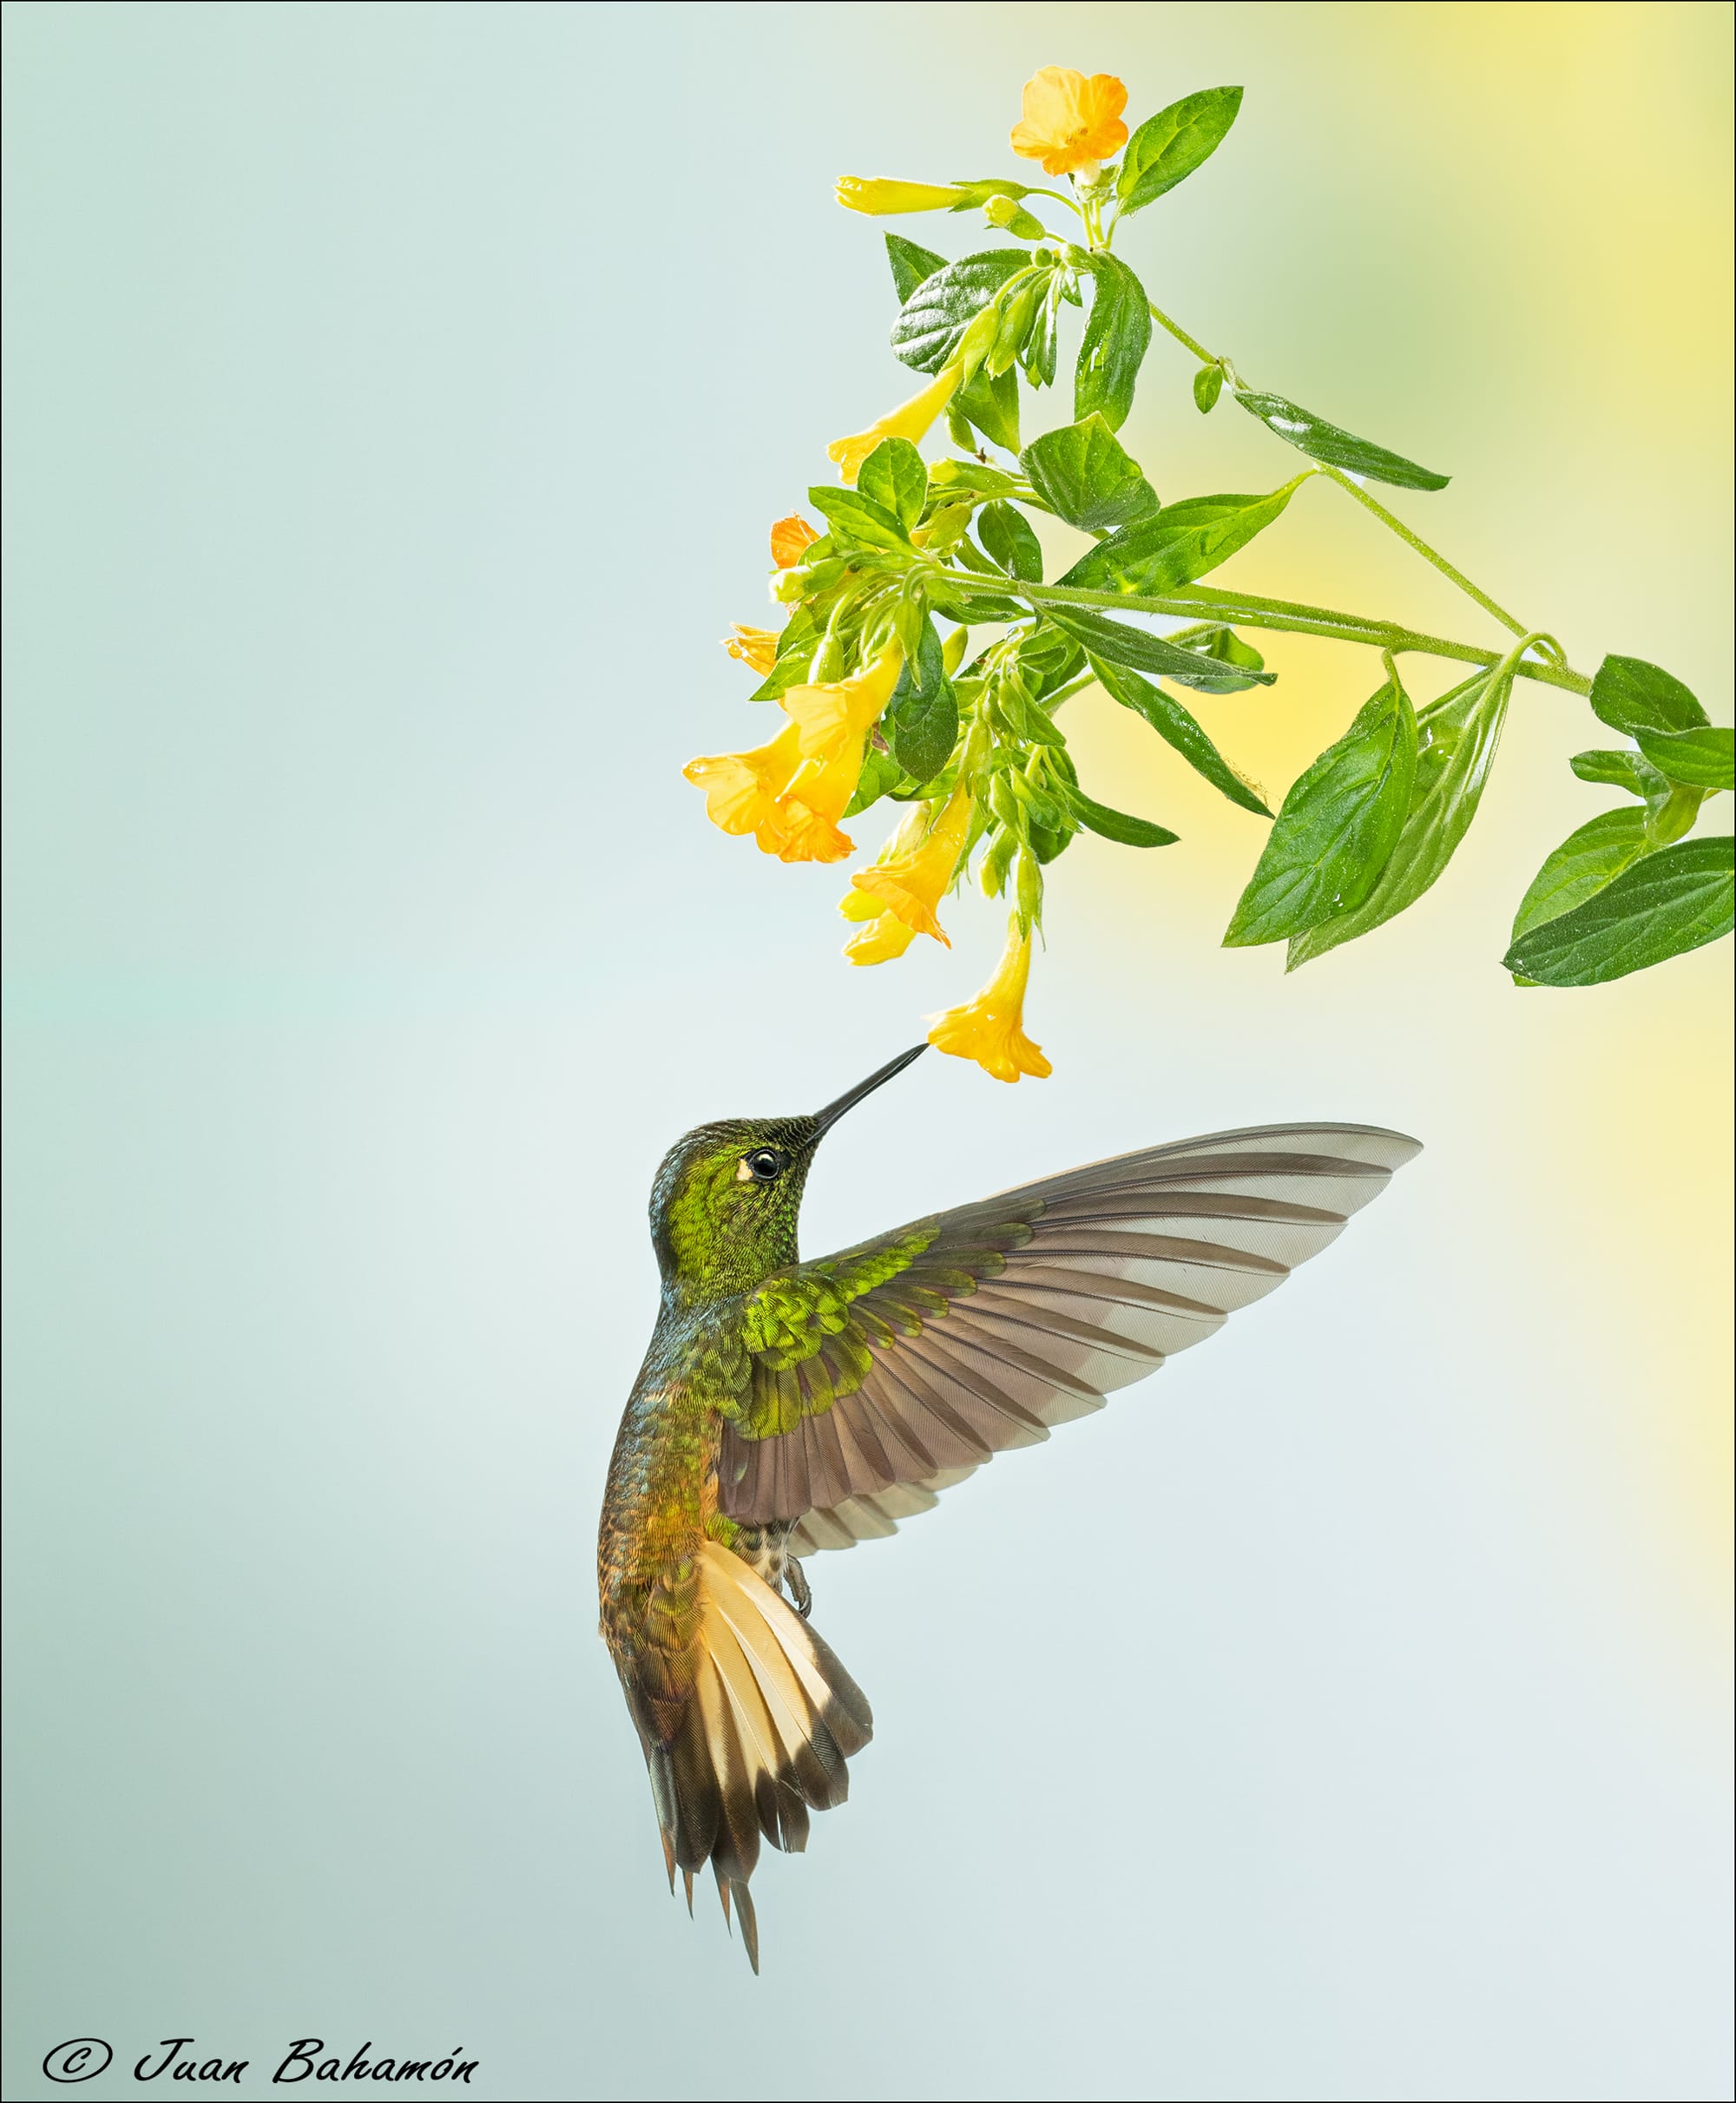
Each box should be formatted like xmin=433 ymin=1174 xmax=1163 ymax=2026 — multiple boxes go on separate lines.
xmin=743 ymin=1148 xmax=786 ymax=1184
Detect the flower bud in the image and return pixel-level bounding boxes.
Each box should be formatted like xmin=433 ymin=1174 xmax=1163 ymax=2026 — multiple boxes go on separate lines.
xmin=835 ymin=178 xmax=966 ymax=216
xmin=983 ymin=194 xmax=1047 ymax=241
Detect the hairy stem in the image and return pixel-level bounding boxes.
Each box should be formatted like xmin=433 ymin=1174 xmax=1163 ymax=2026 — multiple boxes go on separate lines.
xmin=1312 ymin=464 xmax=1538 ymax=645
xmin=945 ymin=572 xmax=1593 ymax=696
xmin=1141 ymin=299 xmax=1553 ymax=647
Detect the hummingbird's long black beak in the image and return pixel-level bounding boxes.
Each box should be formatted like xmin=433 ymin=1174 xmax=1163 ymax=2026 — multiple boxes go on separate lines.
xmin=811 ymin=1043 xmax=927 ymax=1138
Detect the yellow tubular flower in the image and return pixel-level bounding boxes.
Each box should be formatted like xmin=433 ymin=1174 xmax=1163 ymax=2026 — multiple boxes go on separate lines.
xmin=927 ymin=919 xmax=1053 ymax=1082
xmin=722 ymin=624 xmax=779 ymax=675
xmin=770 ymin=514 xmax=819 ymax=569
xmin=838 ymin=805 xmax=929 ymax=963
xmin=844 ymin=912 xmax=918 ymax=965
xmin=682 ymin=721 xmax=804 ymax=857
xmin=827 ymin=363 xmax=963 ymax=484
xmin=771 ymin=643 xmax=904 ymax=863
xmin=849 ymin=779 xmax=974 ymax=945
xmin=1009 ymin=67 xmax=1128 ymax=176
xmin=836 ymin=177 xmax=967 ymax=215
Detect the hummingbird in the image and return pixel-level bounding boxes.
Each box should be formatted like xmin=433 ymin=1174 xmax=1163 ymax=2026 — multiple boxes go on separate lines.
xmin=597 ymin=1045 xmax=1419 ymax=1971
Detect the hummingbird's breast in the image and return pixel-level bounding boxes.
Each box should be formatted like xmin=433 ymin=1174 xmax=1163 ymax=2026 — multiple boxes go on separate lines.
xmin=596 ymin=1305 xmax=740 ymax=1664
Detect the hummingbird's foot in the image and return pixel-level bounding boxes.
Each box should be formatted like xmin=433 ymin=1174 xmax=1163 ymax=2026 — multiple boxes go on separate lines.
xmin=784 ymin=1554 xmax=812 ymax=1620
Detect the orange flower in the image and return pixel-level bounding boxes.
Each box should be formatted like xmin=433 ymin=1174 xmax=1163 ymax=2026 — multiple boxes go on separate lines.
xmin=682 ymin=722 xmax=803 ymax=856
xmin=849 ymin=780 xmax=974 ymax=945
xmin=722 ymin=624 xmax=779 ymax=675
xmin=1009 ymin=67 xmax=1128 ymax=176
xmin=928 ymin=919 xmax=1053 ymax=1082
xmin=770 ymin=515 xmax=819 ymax=568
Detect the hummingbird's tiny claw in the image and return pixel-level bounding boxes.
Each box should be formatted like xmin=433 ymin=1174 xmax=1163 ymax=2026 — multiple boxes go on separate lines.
xmin=786 ymin=1554 xmax=812 ymax=1620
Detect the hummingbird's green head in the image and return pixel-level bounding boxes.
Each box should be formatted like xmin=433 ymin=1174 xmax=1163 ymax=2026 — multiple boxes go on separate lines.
xmin=649 ymin=1046 xmax=925 ymax=1302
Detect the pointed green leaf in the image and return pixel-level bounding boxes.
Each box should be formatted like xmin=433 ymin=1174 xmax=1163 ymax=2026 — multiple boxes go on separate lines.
xmin=806 ymin=484 xmax=911 ymax=552
xmin=1235 ymin=390 xmax=1450 ymax=491
xmin=1117 ymin=87 xmax=1245 ymax=214
xmin=857 ymin=438 xmax=929 ymax=531
xmin=1634 ymin=724 xmax=1733 ymax=792
xmin=1588 ymin=654 xmax=1708 ymax=739
xmin=1507 ymin=807 xmax=1654 ymax=982
xmin=1086 ymin=654 xmax=1272 ymax=815
xmin=977 ymin=500 xmax=1043 ymax=582
xmin=1502 ymin=835 xmax=1733 ymax=986
xmin=1194 ymin=363 xmax=1225 ymax=413
xmin=1163 ymin=623 xmax=1266 ymax=692
xmin=1570 ymin=748 xmax=1674 ymax=802
xmin=1225 ymin=675 xmax=1417 ymax=946
xmin=952 ymin=359 xmax=1020 ymax=450
xmin=1019 ymin=415 xmax=1160 ymax=533
xmin=1287 ymin=669 xmax=1510 ymax=966
xmin=1058 ymin=477 xmax=1310 ymax=597
xmin=891 ymin=249 xmax=1031 ymax=373
xmin=884 ymin=233 xmax=946 ymax=306
xmin=845 ymin=743 xmax=908 ymax=817
xmin=1068 ymin=789 xmax=1180 ymax=847
xmin=1047 ymin=606 xmax=1275 ymax=693
xmin=884 ymin=621 xmax=958 ymax=784
xmin=1074 ymin=256 xmax=1152 ymax=431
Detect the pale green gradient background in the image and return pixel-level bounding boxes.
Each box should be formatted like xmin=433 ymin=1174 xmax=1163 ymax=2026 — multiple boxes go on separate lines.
xmin=3 ymin=5 xmax=1731 ymax=2099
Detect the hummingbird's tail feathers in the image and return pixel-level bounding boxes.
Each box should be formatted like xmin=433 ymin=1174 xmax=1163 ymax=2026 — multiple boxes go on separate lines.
xmin=642 ymin=1541 xmax=872 ymax=1975
xmin=720 ymin=1121 xmax=1423 ymax=1551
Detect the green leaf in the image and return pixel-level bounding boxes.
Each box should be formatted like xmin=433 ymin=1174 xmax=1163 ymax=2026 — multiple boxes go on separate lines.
xmin=891 ymin=249 xmax=1031 ymax=374
xmin=926 ymin=457 xmax=1021 ymax=501
xmin=1074 ymin=255 xmax=1152 ymax=431
xmin=1117 ymin=86 xmax=1245 ymax=214
xmin=805 ymin=484 xmax=911 ymax=554
xmin=1502 ymin=836 xmax=1733 ymax=987
xmin=1086 ymin=654 xmax=1272 ymax=815
xmin=1287 ymin=668 xmax=1511 ymax=966
xmin=857 ymin=438 xmax=928 ymax=531
xmin=884 ymin=621 xmax=958 ymax=784
xmin=1058 ymin=476 xmax=1309 ymax=596
xmin=845 ymin=743 xmax=908 ymax=817
xmin=1588 ymin=654 xmax=1708 ymax=739
xmin=1234 ymin=390 xmax=1450 ymax=491
xmin=952 ymin=360 xmax=1020 ymax=450
xmin=1163 ymin=623 xmax=1266 ymax=692
xmin=1507 ymin=807 xmax=1654 ymax=979
xmin=1194 ymin=363 xmax=1225 ymax=413
xmin=1048 ymin=606 xmax=1276 ymax=693
xmin=1068 ymin=789 xmax=1180 ymax=847
xmin=1634 ymin=724 xmax=1733 ymax=792
xmin=977 ymin=500 xmax=1043 ymax=582
xmin=1019 ymin=415 xmax=1160 ymax=533
xmin=1224 ymin=675 xmax=1417 ymax=946
xmin=1570 ymin=748 xmax=1674 ymax=803
xmin=884 ymin=233 xmax=946 ymax=306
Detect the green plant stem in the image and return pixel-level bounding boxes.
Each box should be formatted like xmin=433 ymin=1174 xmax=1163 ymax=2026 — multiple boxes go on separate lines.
xmin=1312 ymin=463 xmax=1536 ymax=645
xmin=1141 ymin=296 xmax=1550 ymax=647
xmin=944 ymin=572 xmax=1592 ymax=696
xmin=1143 ymin=294 xmax=1217 ymax=365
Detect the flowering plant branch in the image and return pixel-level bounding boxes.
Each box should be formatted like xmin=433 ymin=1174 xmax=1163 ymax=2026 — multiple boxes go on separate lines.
xmin=687 ymin=66 xmax=1733 ymax=1081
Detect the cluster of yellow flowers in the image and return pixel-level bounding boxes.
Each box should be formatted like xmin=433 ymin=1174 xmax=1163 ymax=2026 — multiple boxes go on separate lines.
xmin=686 ymin=511 xmax=1049 ymax=1084
xmin=684 ymin=68 xmax=1135 ymax=1084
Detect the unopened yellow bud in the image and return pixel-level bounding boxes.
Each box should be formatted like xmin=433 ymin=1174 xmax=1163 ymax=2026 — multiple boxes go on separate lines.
xmin=835 ymin=177 xmax=966 ymax=216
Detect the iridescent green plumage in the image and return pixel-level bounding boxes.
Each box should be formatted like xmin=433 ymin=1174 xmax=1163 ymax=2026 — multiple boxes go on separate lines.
xmin=598 ymin=1049 xmax=1420 ymax=1971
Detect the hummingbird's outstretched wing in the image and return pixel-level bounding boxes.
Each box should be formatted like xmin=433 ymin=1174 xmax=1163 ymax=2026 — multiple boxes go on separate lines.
xmin=718 ymin=1122 xmax=1419 ymax=1552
